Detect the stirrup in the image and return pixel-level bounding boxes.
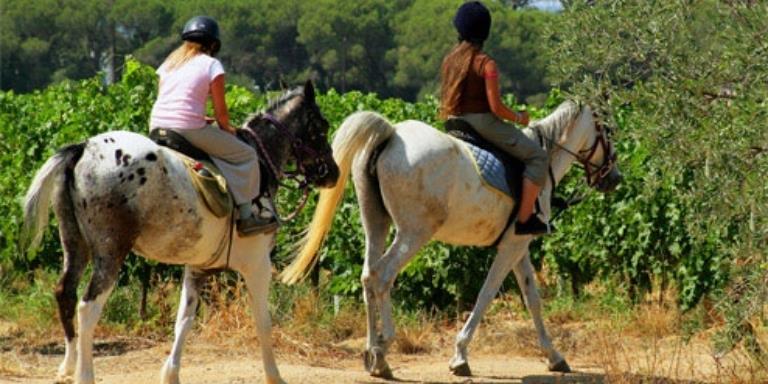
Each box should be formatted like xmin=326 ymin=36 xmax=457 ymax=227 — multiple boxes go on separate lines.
xmin=237 ymin=214 xmax=279 ymax=236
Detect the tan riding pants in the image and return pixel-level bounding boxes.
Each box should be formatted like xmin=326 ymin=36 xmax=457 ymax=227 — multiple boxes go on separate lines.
xmin=172 ymin=125 xmax=260 ymax=205
xmin=459 ymin=113 xmax=548 ymax=187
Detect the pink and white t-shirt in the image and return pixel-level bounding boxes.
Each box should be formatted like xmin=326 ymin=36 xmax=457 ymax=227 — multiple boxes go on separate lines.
xmin=149 ymin=54 xmax=225 ymax=130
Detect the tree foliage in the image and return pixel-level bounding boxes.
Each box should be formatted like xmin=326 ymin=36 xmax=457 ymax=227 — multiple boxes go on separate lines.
xmin=1 ymin=0 xmax=555 ymax=102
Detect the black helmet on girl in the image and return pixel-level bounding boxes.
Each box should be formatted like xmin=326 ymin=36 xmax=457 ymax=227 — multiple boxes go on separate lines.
xmin=453 ymin=1 xmax=491 ymax=43
xmin=182 ymin=16 xmax=221 ymax=55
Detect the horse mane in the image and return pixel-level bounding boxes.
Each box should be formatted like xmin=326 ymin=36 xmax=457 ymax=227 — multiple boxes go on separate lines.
xmin=243 ymin=86 xmax=304 ymax=127
xmin=528 ymin=100 xmax=581 ymax=142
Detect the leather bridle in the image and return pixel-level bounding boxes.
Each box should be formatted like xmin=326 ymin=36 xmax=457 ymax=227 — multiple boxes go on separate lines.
xmin=244 ymin=113 xmax=333 ymax=221
xmin=539 ymin=112 xmax=617 ymax=188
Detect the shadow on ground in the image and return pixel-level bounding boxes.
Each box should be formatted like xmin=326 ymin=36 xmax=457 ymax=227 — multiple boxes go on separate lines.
xmin=356 ymin=371 xmax=706 ymax=384
xmin=26 ymin=338 xmax=154 ymax=357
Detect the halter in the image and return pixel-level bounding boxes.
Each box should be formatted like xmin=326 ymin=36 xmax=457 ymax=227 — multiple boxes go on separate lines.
xmin=537 ymin=112 xmax=616 ymax=188
xmin=244 ymin=113 xmax=333 ymax=222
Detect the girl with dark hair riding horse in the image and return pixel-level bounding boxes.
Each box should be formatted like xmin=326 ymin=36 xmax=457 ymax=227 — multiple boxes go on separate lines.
xmin=440 ymin=1 xmax=552 ymax=235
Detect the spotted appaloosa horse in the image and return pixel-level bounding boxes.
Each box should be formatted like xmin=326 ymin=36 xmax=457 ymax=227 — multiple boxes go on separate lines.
xmin=281 ymin=100 xmax=621 ymax=378
xmin=21 ymin=81 xmax=339 ymax=384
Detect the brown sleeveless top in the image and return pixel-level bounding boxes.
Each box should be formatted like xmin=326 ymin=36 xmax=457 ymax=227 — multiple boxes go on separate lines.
xmin=457 ymin=52 xmax=492 ymax=114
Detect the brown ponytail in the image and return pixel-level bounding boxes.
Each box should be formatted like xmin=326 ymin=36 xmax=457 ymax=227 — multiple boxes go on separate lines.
xmin=440 ymin=41 xmax=481 ymax=119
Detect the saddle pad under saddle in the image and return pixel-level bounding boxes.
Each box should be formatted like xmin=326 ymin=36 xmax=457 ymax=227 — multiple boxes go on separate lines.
xmin=179 ymin=156 xmax=233 ymax=218
xmin=463 ymin=142 xmax=520 ymax=199
xmin=446 ymin=119 xmax=524 ymax=202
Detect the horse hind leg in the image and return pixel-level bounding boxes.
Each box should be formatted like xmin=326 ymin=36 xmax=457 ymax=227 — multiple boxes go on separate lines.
xmin=512 ymin=254 xmax=570 ymax=372
xmin=52 ymin=188 xmax=90 ymax=380
xmin=353 ymin=166 xmax=394 ymax=377
xmin=74 ymin=225 xmax=133 ymax=384
xmin=161 ymin=267 xmax=208 ymax=384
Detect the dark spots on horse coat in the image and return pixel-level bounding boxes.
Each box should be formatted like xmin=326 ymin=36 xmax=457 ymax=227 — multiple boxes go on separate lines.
xmin=145 ymin=153 xmax=157 ymax=162
xmin=122 ymin=154 xmax=132 ymax=167
xmin=82 ymin=199 xmax=87 ymax=209
xmin=137 ymin=168 xmax=145 ymax=176
xmin=162 ymin=167 xmax=168 ymax=174
xmin=128 ymin=174 xmax=134 ymax=181
xmin=525 ymin=276 xmax=530 ymax=289
xmin=115 ymin=149 xmax=123 ymax=165
xmin=139 ymin=177 xmax=147 ymax=185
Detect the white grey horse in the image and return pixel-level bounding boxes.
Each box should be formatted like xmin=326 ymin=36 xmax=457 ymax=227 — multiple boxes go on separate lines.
xmin=281 ymin=100 xmax=621 ymax=378
xmin=21 ymin=83 xmax=339 ymax=384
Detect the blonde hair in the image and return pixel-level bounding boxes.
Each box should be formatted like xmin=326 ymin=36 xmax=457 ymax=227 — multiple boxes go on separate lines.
xmin=161 ymin=41 xmax=207 ymax=71
xmin=439 ymin=41 xmax=481 ymax=119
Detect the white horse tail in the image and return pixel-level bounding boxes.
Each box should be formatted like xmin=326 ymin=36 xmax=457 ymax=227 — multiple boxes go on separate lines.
xmin=281 ymin=111 xmax=395 ymax=284
xmin=21 ymin=143 xmax=85 ymax=252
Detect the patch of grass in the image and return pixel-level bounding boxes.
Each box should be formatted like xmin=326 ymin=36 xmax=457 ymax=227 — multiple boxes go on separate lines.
xmin=0 ymin=269 xmax=59 ymax=345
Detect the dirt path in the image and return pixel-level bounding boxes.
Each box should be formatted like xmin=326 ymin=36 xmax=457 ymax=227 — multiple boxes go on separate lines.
xmin=0 ymin=318 xmax=757 ymax=384
xmin=1 ymin=339 xmax=602 ymax=384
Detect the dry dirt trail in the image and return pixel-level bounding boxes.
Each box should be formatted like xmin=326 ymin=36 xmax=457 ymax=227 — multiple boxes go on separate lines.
xmin=0 ymin=318 xmax=753 ymax=383
xmin=2 ymin=339 xmax=602 ymax=384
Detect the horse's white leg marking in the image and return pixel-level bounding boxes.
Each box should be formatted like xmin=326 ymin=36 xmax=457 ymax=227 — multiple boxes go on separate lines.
xmin=512 ymin=255 xmax=567 ymax=368
xmin=75 ymin=288 xmax=113 ymax=384
xmin=450 ymin=242 xmax=525 ymax=373
xmin=240 ymin=256 xmax=285 ymax=384
xmin=58 ymin=338 xmax=77 ymax=378
xmin=161 ymin=267 xmax=204 ymax=384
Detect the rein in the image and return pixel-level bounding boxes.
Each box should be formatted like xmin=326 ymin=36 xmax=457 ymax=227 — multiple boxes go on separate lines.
xmin=244 ymin=113 xmax=324 ymax=222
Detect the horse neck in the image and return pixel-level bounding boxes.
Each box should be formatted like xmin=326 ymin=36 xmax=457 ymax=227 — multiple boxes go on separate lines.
xmin=258 ymin=104 xmax=304 ymax=173
xmin=528 ymin=108 xmax=592 ymax=187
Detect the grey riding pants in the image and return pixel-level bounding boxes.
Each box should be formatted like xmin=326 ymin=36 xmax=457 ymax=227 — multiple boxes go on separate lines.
xmin=459 ymin=113 xmax=548 ymax=187
xmin=171 ymin=125 xmax=261 ymax=205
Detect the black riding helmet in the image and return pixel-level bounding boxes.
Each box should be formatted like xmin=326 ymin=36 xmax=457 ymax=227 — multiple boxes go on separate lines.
xmin=453 ymin=1 xmax=491 ymax=44
xmin=181 ymin=16 xmax=221 ymax=55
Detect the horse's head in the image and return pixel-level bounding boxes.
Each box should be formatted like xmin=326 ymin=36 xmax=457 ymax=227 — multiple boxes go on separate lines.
xmin=281 ymin=80 xmax=340 ymax=188
xmin=572 ymin=104 xmax=622 ymax=192
xmin=243 ymin=80 xmax=339 ymax=189
xmin=540 ymin=101 xmax=622 ymax=193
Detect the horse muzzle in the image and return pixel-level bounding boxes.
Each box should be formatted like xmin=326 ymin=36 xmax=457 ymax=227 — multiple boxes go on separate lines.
xmin=311 ymin=160 xmax=340 ymax=189
xmin=596 ymin=167 xmax=622 ymax=193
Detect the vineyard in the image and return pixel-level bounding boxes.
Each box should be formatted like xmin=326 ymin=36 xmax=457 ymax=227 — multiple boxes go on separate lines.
xmin=1 ymin=1 xmax=767 ymax=382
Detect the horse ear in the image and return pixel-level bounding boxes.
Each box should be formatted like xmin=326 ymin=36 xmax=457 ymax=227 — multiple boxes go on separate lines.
xmin=303 ymin=79 xmax=316 ymax=103
xmin=279 ymin=78 xmax=289 ymax=91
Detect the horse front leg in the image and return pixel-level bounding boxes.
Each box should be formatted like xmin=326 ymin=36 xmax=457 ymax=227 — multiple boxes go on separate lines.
xmin=512 ymin=254 xmax=570 ymax=372
xmin=240 ymin=255 xmax=284 ymax=384
xmin=450 ymin=245 xmax=522 ymax=377
xmin=161 ymin=267 xmax=207 ymax=384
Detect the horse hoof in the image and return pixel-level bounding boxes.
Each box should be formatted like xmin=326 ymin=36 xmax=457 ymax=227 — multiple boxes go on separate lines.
xmin=363 ymin=347 xmax=393 ymax=379
xmin=549 ymin=359 xmax=571 ymax=373
xmin=449 ymin=361 xmax=472 ymax=377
